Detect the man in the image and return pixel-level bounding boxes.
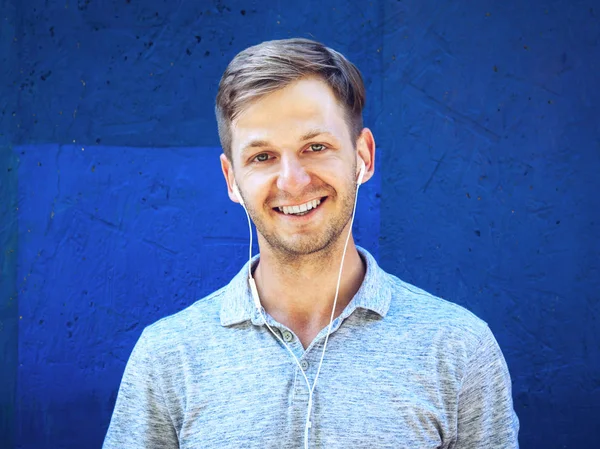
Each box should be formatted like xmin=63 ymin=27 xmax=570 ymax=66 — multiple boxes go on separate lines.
xmin=104 ymin=38 xmax=519 ymax=448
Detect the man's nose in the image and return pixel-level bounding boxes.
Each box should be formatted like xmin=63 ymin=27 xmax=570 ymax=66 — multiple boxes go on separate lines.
xmin=276 ymin=156 xmax=311 ymax=195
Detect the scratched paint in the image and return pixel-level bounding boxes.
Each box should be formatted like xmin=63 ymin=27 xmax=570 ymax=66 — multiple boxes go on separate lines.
xmin=2 ymin=0 xmax=599 ymax=448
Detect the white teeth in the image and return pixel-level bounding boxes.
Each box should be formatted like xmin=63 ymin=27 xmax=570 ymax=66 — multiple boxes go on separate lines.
xmin=278 ymin=199 xmax=322 ymax=215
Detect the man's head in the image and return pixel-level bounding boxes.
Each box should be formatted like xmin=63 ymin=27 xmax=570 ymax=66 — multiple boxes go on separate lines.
xmin=216 ymin=38 xmax=375 ymax=258
xmin=215 ymin=38 xmax=366 ymax=161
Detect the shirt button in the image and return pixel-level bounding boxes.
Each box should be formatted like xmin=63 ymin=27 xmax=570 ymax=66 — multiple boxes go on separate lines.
xmin=300 ymin=360 xmax=310 ymax=371
xmin=282 ymin=331 xmax=294 ymax=342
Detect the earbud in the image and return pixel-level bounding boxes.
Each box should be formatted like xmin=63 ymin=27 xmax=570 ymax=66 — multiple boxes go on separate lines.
xmin=249 ymin=277 xmax=261 ymax=310
xmin=232 ymin=182 xmax=246 ymax=207
xmin=357 ymin=159 xmax=366 ymax=185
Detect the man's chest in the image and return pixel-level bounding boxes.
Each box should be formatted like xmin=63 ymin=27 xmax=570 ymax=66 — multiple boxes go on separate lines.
xmin=173 ymin=354 xmax=458 ymax=449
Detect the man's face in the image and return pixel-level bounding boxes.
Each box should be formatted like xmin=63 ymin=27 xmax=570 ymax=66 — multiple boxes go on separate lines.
xmin=221 ymin=76 xmax=370 ymax=257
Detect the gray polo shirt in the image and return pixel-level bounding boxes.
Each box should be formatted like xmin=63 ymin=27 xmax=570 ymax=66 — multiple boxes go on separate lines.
xmin=103 ymin=247 xmax=519 ymax=448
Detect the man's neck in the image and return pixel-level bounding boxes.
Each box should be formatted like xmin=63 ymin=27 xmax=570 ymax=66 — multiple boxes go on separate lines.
xmin=253 ymin=237 xmax=366 ymax=347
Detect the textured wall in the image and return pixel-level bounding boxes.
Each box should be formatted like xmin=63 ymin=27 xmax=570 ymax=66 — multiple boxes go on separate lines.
xmin=377 ymin=2 xmax=600 ymax=448
xmin=1 ymin=0 xmax=19 ymax=447
xmin=1 ymin=0 xmax=598 ymax=448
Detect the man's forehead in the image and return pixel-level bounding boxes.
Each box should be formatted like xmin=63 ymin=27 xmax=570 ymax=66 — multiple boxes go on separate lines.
xmin=229 ymin=77 xmax=351 ymax=157
xmin=234 ymin=78 xmax=344 ymax=126
xmin=238 ymin=125 xmax=337 ymax=142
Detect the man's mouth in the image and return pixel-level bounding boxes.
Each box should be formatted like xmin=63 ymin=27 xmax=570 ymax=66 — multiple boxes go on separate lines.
xmin=273 ymin=197 xmax=326 ymax=217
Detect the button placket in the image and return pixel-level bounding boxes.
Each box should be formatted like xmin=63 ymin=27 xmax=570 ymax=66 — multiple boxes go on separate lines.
xmin=282 ymin=330 xmax=294 ymax=343
xmin=292 ymin=359 xmax=311 ymax=402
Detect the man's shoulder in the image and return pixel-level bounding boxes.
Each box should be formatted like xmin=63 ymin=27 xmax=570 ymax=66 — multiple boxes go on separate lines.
xmin=383 ymin=271 xmax=489 ymax=339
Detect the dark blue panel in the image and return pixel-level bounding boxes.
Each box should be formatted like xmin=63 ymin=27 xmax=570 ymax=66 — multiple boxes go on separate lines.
xmin=11 ymin=0 xmax=382 ymax=148
xmin=378 ymin=1 xmax=600 ymax=447
xmin=0 ymin=148 xmax=18 ymax=449
xmin=1 ymin=0 xmax=19 ymax=446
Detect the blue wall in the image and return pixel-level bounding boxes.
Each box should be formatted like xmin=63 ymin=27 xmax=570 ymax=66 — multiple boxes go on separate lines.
xmin=1 ymin=0 xmax=598 ymax=448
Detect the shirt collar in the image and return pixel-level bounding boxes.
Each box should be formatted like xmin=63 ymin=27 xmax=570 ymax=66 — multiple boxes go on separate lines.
xmin=219 ymin=246 xmax=392 ymax=327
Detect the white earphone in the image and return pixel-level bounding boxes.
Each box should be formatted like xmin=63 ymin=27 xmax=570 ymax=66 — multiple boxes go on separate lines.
xmin=232 ymin=157 xmax=366 ymax=449
xmin=232 ymin=183 xmax=245 ymax=206
xmin=357 ymin=159 xmax=366 ymax=186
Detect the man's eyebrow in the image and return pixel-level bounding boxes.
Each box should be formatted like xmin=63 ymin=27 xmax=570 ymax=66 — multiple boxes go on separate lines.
xmin=299 ymin=129 xmax=334 ymax=141
xmin=240 ymin=139 xmax=271 ymax=155
xmin=244 ymin=139 xmax=271 ymax=149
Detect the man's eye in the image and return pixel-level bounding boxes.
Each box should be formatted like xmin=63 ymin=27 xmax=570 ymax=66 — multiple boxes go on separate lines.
xmin=253 ymin=153 xmax=270 ymax=162
xmin=310 ymin=144 xmax=326 ymax=152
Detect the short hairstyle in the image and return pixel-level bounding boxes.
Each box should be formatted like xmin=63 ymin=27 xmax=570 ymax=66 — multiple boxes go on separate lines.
xmin=215 ymin=38 xmax=366 ymax=161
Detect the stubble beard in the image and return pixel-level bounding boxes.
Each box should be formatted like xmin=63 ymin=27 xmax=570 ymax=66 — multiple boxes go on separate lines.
xmin=243 ymin=176 xmax=357 ymax=261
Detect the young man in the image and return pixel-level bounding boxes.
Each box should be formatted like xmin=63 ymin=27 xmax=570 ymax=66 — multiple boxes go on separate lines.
xmin=104 ymin=38 xmax=520 ymax=448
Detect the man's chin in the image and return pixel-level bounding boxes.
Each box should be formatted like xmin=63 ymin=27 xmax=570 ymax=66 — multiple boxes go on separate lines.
xmin=263 ymin=234 xmax=338 ymax=258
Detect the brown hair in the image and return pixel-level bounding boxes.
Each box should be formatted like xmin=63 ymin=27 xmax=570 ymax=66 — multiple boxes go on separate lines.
xmin=215 ymin=38 xmax=366 ymax=161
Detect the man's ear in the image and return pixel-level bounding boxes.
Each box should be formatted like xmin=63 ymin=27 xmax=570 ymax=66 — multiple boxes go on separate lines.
xmin=220 ymin=153 xmax=241 ymax=204
xmin=356 ymin=128 xmax=376 ymax=184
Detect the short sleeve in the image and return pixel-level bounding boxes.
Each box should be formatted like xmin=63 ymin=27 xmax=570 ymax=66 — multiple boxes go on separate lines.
xmin=103 ymin=329 xmax=179 ymax=449
xmin=452 ymin=325 xmax=520 ymax=449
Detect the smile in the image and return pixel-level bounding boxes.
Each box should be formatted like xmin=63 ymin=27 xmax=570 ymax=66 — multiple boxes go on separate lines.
xmin=275 ymin=198 xmax=324 ymax=216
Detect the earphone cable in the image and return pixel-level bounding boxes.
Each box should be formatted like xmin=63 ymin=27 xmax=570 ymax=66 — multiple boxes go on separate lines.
xmin=236 ymin=163 xmax=364 ymax=449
